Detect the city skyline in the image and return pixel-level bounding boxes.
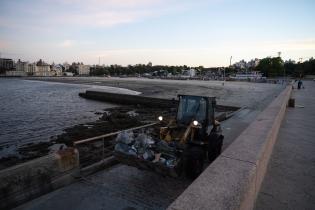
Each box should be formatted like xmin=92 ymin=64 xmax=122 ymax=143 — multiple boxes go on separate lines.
xmin=0 ymin=0 xmax=314 ymax=67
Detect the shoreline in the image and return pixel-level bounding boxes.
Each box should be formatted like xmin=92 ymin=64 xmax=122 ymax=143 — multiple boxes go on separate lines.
xmin=0 ymin=105 xmax=175 ymax=170
xmin=0 ymin=77 xmax=284 ymax=170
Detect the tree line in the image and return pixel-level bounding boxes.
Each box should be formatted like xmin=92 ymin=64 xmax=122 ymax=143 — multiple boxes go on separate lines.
xmin=255 ymin=57 xmax=315 ymax=77
xmin=88 ymin=58 xmax=315 ymax=77
xmin=89 ymin=64 xmax=199 ymax=76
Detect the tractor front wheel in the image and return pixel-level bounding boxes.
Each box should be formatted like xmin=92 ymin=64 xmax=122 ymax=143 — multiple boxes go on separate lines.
xmin=184 ymin=146 xmax=204 ymax=179
xmin=208 ymin=135 xmax=223 ymax=162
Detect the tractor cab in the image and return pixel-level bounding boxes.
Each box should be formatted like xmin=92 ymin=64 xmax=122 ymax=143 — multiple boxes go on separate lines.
xmin=176 ymin=95 xmax=216 ymax=134
xmin=160 ymin=95 xmax=217 ymax=144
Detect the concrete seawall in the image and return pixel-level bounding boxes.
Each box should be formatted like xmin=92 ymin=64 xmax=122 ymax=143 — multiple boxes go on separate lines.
xmin=79 ymin=90 xmax=178 ymax=108
xmin=168 ymin=85 xmax=292 ymax=210
xmin=79 ymin=90 xmax=239 ymax=112
xmin=0 ymin=148 xmax=79 ymax=210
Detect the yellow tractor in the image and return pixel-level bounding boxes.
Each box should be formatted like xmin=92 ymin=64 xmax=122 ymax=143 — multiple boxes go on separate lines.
xmin=114 ymin=95 xmax=224 ymax=179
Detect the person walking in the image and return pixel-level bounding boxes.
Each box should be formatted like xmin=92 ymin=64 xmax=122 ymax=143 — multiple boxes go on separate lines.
xmin=298 ymin=80 xmax=304 ymax=89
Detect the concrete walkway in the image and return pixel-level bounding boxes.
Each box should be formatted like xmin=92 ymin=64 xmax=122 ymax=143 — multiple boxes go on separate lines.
xmin=255 ymin=80 xmax=315 ymax=210
xmin=14 ymin=165 xmax=191 ymax=210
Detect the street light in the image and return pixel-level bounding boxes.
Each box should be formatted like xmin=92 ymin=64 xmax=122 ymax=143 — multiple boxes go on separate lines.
xmin=227 ymin=56 xmax=232 ymax=79
xmin=224 ymin=56 xmax=232 ymax=84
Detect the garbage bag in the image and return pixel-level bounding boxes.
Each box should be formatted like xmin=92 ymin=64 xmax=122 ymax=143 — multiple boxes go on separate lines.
xmin=114 ymin=143 xmax=130 ymax=153
xmin=116 ymin=131 xmax=134 ymax=145
xmin=143 ymin=149 xmax=155 ymax=161
xmin=135 ymin=133 xmax=154 ymax=147
xmin=127 ymin=147 xmax=137 ymax=156
xmin=134 ymin=133 xmax=155 ymax=155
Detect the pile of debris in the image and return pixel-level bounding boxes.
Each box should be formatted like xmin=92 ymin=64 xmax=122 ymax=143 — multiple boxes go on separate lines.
xmin=114 ymin=131 xmax=179 ymax=168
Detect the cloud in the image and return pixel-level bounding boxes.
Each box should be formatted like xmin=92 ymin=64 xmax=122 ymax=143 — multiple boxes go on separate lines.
xmin=55 ymin=11 xmax=151 ymax=27
xmin=52 ymin=0 xmax=171 ymax=28
xmin=261 ymin=39 xmax=315 ymax=51
xmin=198 ymin=38 xmax=315 ymax=54
xmin=0 ymin=0 xmax=169 ymax=29
xmin=59 ymin=40 xmax=76 ymax=48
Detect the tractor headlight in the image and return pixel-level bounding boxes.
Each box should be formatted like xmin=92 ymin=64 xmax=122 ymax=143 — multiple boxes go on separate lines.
xmin=193 ymin=120 xmax=199 ymax=126
xmin=158 ymin=116 xmax=163 ymax=121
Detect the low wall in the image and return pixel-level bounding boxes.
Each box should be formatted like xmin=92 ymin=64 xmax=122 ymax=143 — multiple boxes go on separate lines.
xmin=79 ymin=90 xmax=178 ymax=108
xmin=79 ymin=90 xmax=239 ymax=112
xmin=168 ymin=85 xmax=292 ymax=210
xmin=0 ymin=148 xmax=79 ymax=210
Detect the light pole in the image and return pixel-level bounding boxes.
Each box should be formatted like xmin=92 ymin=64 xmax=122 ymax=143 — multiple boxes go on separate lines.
xmin=223 ymin=56 xmax=232 ymax=86
xmin=227 ymin=56 xmax=232 ymax=79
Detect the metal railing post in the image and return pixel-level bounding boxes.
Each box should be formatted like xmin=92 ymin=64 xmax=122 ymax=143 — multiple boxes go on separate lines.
xmin=102 ymin=137 xmax=105 ymax=162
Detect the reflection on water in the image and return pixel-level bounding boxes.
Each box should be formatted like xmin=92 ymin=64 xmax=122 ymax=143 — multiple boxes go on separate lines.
xmin=0 ymin=78 xmax=115 ymax=157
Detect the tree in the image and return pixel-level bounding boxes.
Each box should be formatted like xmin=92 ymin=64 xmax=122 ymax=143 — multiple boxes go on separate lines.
xmin=255 ymin=57 xmax=284 ymax=77
xmin=284 ymin=61 xmax=295 ymax=75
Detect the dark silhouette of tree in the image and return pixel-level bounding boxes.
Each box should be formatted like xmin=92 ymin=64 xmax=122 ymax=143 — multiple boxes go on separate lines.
xmin=255 ymin=57 xmax=284 ymax=77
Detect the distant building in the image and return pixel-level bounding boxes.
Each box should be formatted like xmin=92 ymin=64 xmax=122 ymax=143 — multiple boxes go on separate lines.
xmin=34 ymin=59 xmax=52 ymax=76
xmin=233 ymin=59 xmax=260 ymax=70
xmin=63 ymin=62 xmax=70 ymax=71
xmin=64 ymin=72 xmax=74 ymax=76
xmin=182 ymin=68 xmax=196 ymax=77
xmin=5 ymin=70 xmax=27 ymax=76
xmin=16 ymin=59 xmax=28 ymax=72
xmin=152 ymin=70 xmax=168 ymax=77
xmin=77 ymin=64 xmax=90 ymax=76
xmin=246 ymin=58 xmax=260 ymax=68
xmin=233 ymin=60 xmax=247 ymax=69
xmin=51 ymin=64 xmax=63 ymax=76
xmin=27 ymin=63 xmax=36 ymax=75
xmin=5 ymin=59 xmax=27 ymax=76
xmin=0 ymin=58 xmax=14 ymax=74
xmin=15 ymin=59 xmax=36 ymax=75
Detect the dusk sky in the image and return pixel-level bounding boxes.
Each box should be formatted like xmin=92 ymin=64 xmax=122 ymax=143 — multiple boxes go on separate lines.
xmin=0 ymin=0 xmax=314 ymax=67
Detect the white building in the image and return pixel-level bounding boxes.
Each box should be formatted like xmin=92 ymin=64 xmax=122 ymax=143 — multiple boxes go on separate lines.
xmin=27 ymin=63 xmax=36 ymax=75
xmin=6 ymin=70 xmax=27 ymax=76
xmin=51 ymin=64 xmax=63 ymax=76
xmin=15 ymin=59 xmax=36 ymax=75
xmin=182 ymin=68 xmax=196 ymax=77
xmin=78 ymin=64 xmax=90 ymax=76
xmin=34 ymin=59 xmax=52 ymax=76
xmin=16 ymin=59 xmax=28 ymax=72
xmin=64 ymin=72 xmax=74 ymax=76
xmin=246 ymin=58 xmax=260 ymax=68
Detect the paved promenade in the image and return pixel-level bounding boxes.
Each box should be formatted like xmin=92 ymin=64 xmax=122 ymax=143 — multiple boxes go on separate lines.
xmin=255 ymin=80 xmax=315 ymax=210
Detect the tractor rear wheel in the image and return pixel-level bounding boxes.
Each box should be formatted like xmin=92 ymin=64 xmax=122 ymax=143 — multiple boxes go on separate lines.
xmin=184 ymin=146 xmax=204 ymax=179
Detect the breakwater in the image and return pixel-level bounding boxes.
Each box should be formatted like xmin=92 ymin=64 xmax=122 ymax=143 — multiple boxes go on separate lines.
xmin=79 ymin=90 xmax=240 ymax=113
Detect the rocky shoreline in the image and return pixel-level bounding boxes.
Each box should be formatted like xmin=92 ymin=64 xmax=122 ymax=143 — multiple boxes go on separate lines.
xmin=0 ymin=105 xmax=175 ymax=170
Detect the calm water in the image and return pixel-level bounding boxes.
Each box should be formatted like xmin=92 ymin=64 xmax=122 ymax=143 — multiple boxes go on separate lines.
xmin=0 ymin=78 xmax=115 ymax=157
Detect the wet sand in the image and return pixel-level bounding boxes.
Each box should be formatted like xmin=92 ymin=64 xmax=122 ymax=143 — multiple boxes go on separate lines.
xmin=26 ymin=76 xmax=284 ymax=109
